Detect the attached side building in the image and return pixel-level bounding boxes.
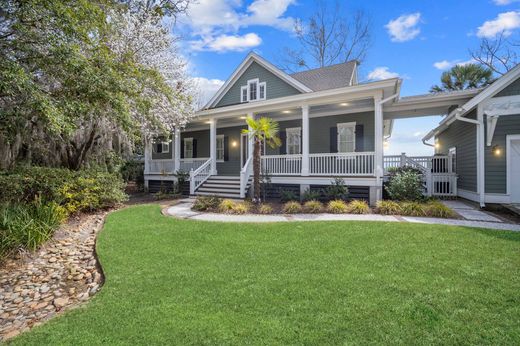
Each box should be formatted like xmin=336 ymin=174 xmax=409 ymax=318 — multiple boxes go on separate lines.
xmin=423 ymin=64 xmax=520 ymax=206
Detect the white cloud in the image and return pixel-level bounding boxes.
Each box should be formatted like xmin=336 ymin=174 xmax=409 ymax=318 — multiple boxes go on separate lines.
xmin=193 ymin=77 xmax=225 ymax=109
xmin=433 ymin=60 xmax=453 ymax=70
xmin=493 ymin=0 xmax=519 ymax=5
xmin=433 ymin=59 xmax=477 ymax=70
xmin=385 ymin=13 xmax=422 ymax=42
xmin=367 ymin=67 xmax=400 ymax=81
xmin=190 ymin=33 xmax=262 ymax=52
xmin=477 ymin=11 xmax=520 ymax=38
xmin=180 ymin=0 xmax=296 ymax=52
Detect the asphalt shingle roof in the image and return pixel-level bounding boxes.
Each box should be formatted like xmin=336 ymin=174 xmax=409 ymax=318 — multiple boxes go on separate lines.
xmin=290 ymin=60 xmax=358 ymax=91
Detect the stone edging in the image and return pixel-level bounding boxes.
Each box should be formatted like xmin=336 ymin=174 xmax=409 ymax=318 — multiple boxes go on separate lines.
xmin=0 ymin=210 xmax=111 ymax=341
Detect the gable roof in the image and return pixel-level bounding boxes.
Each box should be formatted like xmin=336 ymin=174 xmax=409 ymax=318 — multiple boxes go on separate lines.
xmin=204 ymin=52 xmax=312 ymax=109
xmin=422 ymin=63 xmax=520 ymax=141
xmin=290 ymin=61 xmax=358 ymax=91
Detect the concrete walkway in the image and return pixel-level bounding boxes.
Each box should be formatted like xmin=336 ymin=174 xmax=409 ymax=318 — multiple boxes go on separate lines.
xmin=166 ymin=199 xmax=520 ymax=232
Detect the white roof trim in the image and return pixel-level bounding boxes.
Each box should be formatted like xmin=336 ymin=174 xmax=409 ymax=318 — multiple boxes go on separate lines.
xmin=423 ymin=63 xmax=520 ymax=141
xmin=204 ymin=52 xmax=313 ymax=109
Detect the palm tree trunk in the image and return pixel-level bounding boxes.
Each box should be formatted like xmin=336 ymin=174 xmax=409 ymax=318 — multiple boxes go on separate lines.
xmin=253 ymin=139 xmax=261 ymax=201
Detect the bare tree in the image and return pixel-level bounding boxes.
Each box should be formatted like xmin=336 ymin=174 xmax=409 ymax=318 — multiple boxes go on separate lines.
xmin=279 ymin=0 xmax=371 ymax=72
xmin=470 ymin=32 xmax=519 ymax=76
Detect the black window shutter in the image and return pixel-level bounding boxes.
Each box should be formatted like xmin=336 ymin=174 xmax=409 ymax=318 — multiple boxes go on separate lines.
xmin=355 ymin=124 xmax=364 ymax=152
xmin=279 ymin=131 xmax=287 ymax=155
xmin=330 ymin=127 xmax=338 ymax=153
xmin=224 ymin=136 xmax=229 ymax=161
xmin=192 ymin=139 xmax=197 ymax=158
xmin=180 ymin=140 xmax=184 ymax=158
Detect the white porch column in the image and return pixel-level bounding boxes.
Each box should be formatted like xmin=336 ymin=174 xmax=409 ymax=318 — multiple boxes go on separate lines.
xmin=477 ymin=104 xmax=485 ymax=207
xmin=210 ymin=118 xmax=217 ymax=175
xmin=374 ymin=95 xmax=384 ymax=201
xmin=144 ymin=137 xmax=151 ymax=174
xmin=301 ymin=104 xmax=310 ymax=176
xmin=174 ymin=127 xmax=181 ymax=172
xmin=247 ymin=112 xmax=254 ymax=158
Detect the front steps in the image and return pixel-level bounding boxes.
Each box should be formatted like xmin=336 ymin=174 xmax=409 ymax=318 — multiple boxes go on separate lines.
xmin=194 ymin=176 xmax=250 ymax=199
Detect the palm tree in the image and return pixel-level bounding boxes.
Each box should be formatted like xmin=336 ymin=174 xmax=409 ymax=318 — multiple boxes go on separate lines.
xmin=430 ymin=63 xmax=494 ymax=93
xmin=242 ymin=117 xmax=281 ymax=202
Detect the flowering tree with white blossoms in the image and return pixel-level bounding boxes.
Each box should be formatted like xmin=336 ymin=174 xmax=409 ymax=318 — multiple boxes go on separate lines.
xmin=108 ymin=7 xmax=196 ymax=138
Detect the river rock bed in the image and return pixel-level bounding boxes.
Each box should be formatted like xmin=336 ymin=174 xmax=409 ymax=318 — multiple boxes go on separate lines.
xmin=0 ymin=211 xmax=108 ymax=341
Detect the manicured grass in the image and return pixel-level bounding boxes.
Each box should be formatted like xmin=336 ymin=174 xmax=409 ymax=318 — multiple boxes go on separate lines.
xmin=11 ymin=205 xmax=520 ymax=345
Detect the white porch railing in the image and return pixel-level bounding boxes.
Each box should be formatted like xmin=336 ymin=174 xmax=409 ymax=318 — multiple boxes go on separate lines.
xmin=261 ymin=154 xmax=302 ymax=175
xmin=309 ymin=152 xmax=375 ymax=176
xmin=383 ymin=154 xmax=452 ymax=174
xmin=240 ymin=156 xmax=253 ymax=198
xmin=180 ymin=157 xmax=209 ymax=172
xmin=189 ymin=158 xmax=212 ymax=195
xmin=146 ymin=159 xmax=175 ymax=174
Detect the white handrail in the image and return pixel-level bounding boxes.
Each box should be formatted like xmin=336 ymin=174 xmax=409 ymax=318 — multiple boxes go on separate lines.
xmin=189 ymin=158 xmax=212 ymax=195
xmin=240 ymin=156 xmax=253 ymax=198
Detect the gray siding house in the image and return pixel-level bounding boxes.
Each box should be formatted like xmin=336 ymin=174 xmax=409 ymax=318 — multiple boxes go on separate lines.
xmin=144 ymin=52 xmax=489 ymax=205
xmin=424 ymin=64 xmax=520 ymax=206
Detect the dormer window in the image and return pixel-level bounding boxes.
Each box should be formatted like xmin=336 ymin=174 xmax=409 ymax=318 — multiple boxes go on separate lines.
xmin=241 ymin=79 xmax=266 ymax=103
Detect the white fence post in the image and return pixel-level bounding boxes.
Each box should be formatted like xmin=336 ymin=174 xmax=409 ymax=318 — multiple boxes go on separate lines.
xmin=400 ymin=152 xmax=406 ymax=167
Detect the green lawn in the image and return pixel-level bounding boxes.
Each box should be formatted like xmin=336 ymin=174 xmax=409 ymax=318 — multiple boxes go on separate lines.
xmin=10 ymin=205 xmax=520 ymax=345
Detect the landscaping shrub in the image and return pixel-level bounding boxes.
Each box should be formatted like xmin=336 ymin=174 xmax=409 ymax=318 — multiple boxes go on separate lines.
xmin=301 ymin=188 xmax=321 ymax=202
xmin=325 ymin=178 xmax=349 ymax=201
xmin=376 ymin=200 xmax=402 ymax=215
xmin=347 ymin=200 xmax=370 ymax=214
xmin=0 ymin=200 xmax=66 ymax=259
xmin=385 ymin=167 xmax=424 ymax=201
xmin=282 ymin=201 xmax=302 ymax=214
xmin=59 ymin=171 xmax=127 ymax=213
xmin=192 ymin=196 xmax=221 ymax=212
xmin=219 ymin=199 xmax=236 ymax=213
xmin=0 ymin=167 xmax=127 ymax=213
xmin=303 ymin=200 xmax=323 ymax=213
xmin=327 ymin=200 xmax=348 ymax=214
xmin=258 ymin=203 xmax=274 ymax=214
xmin=280 ymin=189 xmax=298 ymax=202
xmin=401 ymin=202 xmax=427 ymax=216
xmin=425 ymin=201 xmax=457 ymax=218
xmin=230 ymin=202 xmax=251 ymax=215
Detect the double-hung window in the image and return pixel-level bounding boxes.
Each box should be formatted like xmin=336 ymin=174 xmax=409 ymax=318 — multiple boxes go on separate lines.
xmin=216 ymin=135 xmax=225 ymax=162
xmin=241 ymin=79 xmax=266 ymax=103
xmin=153 ymin=139 xmax=169 ymax=154
xmin=259 ymin=82 xmax=266 ymax=100
xmin=337 ymin=122 xmax=356 ymax=153
xmin=248 ymin=79 xmax=258 ymax=101
xmin=241 ymin=86 xmax=248 ymax=103
xmin=286 ymin=127 xmax=301 ymax=155
xmin=184 ymin=138 xmax=193 ymax=159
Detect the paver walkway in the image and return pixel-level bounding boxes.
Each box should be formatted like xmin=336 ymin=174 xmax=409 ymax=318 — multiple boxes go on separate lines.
xmin=166 ymin=199 xmax=520 ymax=232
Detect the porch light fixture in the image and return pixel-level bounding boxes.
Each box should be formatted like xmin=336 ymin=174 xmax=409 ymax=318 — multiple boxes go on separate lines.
xmin=383 ymin=140 xmax=389 ymax=150
xmin=434 ymin=139 xmax=440 ymax=149
xmin=204 ymin=120 xmax=212 ymax=124
xmin=282 ymin=110 xmax=291 ymax=114
xmin=239 ymin=116 xmax=246 ymax=119
xmin=339 ymin=102 xmax=349 ymax=106
xmin=232 ymin=140 xmax=238 ymax=147
xmin=492 ymin=145 xmax=501 ymax=156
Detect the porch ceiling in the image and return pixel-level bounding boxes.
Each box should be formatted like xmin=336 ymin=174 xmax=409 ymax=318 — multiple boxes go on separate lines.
xmin=383 ymin=89 xmax=481 ymax=120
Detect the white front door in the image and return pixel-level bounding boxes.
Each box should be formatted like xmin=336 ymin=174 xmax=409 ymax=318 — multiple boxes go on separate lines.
xmin=508 ymin=136 xmax=520 ymax=203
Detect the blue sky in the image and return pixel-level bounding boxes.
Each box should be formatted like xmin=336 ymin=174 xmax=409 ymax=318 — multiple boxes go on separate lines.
xmin=177 ymin=0 xmax=520 ymax=155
